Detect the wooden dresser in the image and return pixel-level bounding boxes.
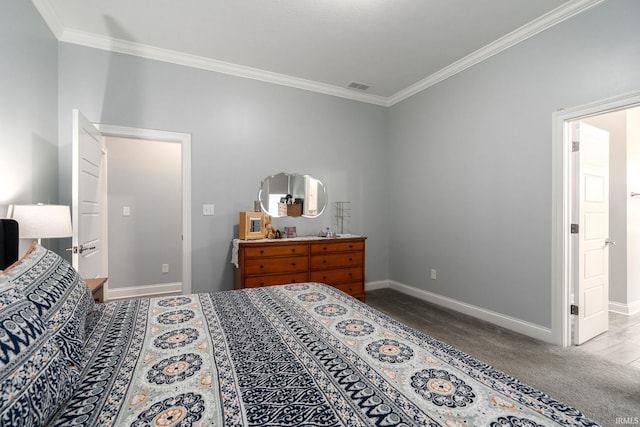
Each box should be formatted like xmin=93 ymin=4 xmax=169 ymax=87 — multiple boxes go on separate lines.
xmin=234 ymin=236 xmax=366 ymax=301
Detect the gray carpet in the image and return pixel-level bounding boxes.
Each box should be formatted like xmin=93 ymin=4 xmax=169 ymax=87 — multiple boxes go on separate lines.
xmin=365 ymin=288 xmax=640 ymax=427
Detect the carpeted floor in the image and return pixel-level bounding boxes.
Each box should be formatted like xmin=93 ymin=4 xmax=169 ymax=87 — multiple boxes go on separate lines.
xmin=366 ymin=288 xmax=640 ymax=427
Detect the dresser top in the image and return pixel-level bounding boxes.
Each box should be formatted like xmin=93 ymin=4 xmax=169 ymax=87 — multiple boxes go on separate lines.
xmin=235 ymin=234 xmax=363 ymax=244
xmin=232 ymin=235 xmax=365 ymax=267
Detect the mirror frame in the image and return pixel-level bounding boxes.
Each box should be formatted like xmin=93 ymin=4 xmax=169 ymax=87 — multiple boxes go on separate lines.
xmin=257 ymin=172 xmax=328 ymax=218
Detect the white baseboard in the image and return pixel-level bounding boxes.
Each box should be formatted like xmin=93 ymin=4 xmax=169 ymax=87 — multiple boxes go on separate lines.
xmin=106 ymin=282 xmax=182 ymax=301
xmin=609 ymin=300 xmax=640 ymax=315
xmin=364 ymin=280 xmax=392 ymax=291
xmin=365 ymin=280 xmax=554 ymax=344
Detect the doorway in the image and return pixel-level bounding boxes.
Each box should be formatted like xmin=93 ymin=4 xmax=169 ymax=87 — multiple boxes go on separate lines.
xmin=552 ymin=91 xmax=640 ymax=347
xmin=97 ymin=124 xmax=192 ymax=300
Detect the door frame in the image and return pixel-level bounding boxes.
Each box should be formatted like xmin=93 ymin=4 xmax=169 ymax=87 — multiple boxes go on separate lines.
xmin=551 ymin=90 xmax=640 ymax=346
xmin=95 ymin=123 xmax=192 ymax=295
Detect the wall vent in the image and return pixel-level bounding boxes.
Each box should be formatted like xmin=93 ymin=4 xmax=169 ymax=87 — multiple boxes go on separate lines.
xmin=347 ymin=81 xmax=370 ymax=91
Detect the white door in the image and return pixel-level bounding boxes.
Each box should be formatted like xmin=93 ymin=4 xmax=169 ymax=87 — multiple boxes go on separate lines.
xmin=573 ymin=121 xmax=611 ymax=345
xmin=71 ymin=110 xmax=105 ymax=279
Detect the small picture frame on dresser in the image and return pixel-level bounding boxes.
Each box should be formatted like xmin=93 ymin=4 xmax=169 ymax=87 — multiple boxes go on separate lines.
xmin=284 ymin=226 xmax=297 ymax=238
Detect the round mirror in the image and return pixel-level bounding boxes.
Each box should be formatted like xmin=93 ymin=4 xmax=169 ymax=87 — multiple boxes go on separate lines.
xmin=258 ymin=172 xmax=328 ymax=218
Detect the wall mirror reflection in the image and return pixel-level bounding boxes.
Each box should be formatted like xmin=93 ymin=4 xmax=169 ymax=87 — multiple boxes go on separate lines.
xmin=258 ymin=172 xmax=327 ymax=218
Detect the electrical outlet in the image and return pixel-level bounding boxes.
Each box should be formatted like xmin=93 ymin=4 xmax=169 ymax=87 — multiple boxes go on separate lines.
xmin=162 ymin=264 xmax=169 ymax=273
xmin=430 ymin=269 xmax=437 ymax=280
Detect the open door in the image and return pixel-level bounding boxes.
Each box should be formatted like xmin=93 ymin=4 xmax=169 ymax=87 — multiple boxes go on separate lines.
xmin=572 ymin=121 xmax=611 ymax=345
xmin=71 ymin=109 xmax=105 ymax=279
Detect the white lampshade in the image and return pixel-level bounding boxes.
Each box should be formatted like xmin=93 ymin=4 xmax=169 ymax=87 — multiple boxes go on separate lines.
xmin=7 ymin=204 xmax=73 ymax=241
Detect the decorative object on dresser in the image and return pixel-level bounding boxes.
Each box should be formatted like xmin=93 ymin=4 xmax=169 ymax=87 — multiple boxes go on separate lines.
xmin=238 ymin=211 xmax=266 ymax=240
xmin=233 ymin=236 xmax=366 ymax=301
xmin=334 ymin=201 xmax=351 ymax=234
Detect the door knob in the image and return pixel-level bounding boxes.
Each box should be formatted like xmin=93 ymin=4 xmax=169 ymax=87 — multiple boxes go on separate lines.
xmin=66 ymin=244 xmax=96 ymax=254
xmin=605 ymin=239 xmax=616 ymax=246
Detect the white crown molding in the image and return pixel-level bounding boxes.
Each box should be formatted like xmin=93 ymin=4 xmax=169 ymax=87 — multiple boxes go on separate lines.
xmin=58 ymin=28 xmax=390 ymax=107
xmin=386 ymin=0 xmax=606 ymax=106
xmin=35 ymin=0 xmax=604 ymax=107
xmin=31 ymin=0 xmax=64 ymax=39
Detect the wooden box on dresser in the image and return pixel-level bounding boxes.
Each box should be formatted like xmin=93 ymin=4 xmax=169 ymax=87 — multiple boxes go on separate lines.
xmin=234 ymin=236 xmax=366 ymax=301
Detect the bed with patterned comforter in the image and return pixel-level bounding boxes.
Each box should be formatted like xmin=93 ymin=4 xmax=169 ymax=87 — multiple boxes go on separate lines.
xmin=1 ymin=245 xmax=598 ymax=426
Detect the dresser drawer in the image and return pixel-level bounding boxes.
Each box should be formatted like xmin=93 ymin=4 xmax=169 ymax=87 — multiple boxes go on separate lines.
xmin=310 ymin=252 xmax=363 ymax=270
xmin=333 ymin=282 xmax=364 ymax=298
xmin=244 ymin=255 xmax=308 ymax=275
xmin=244 ymin=272 xmax=309 ymax=288
xmin=244 ymin=244 xmax=308 ymax=258
xmin=310 ymin=267 xmax=363 ymax=284
xmin=310 ymin=240 xmax=364 ymax=254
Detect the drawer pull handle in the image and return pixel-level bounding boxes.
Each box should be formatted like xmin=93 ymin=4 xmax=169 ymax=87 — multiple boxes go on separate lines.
xmin=349 ymin=245 xmax=353 ymax=249
xmin=260 ymin=265 xmax=264 ymax=269
xmin=322 ymin=260 xmax=327 ymax=264
xmin=323 ymin=247 xmax=328 ymax=251
xmin=259 ymin=283 xmax=265 ymax=287
xmin=349 ymin=258 xmax=353 ymax=261
xmin=291 ymin=249 xmax=296 ymax=253
xmin=348 ymin=273 xmax=353 ymax=276
xmin=260 ymin=250 xmax=264 ymax=254
xmin=292 ymin=279 xmax=297 ymax=283
xmin=291 ymin=263 xmax=296 ymax=267
xmin=322 ymin=276 xmax=327 ymax=280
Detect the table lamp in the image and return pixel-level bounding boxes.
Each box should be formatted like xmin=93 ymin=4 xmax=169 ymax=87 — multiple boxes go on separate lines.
xmin=7 ymin=204 xmax=73 ymax=244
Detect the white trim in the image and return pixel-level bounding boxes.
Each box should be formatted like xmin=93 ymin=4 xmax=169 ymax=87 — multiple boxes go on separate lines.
xmin=58 ymin=29 xmax=390 ymax=107
xmin=95 ymin=124 xmax=193 ymax=295
xmin=387 ymin=0 xmax=604 ymax=106
xmin=365 ymin=280 xmax=392 ymax=292
xmin=551 ymin=90 xmax=640 ymax=346
xmin=35 ymin=0 xmax=602 ymax=107
xmin=372 ymin=281 xmax=554 ymax=343
xmin=106 ymin=282 xmax=182 ymax=301
xmin=31 ymin=0 xmax=64 ymax=39
xmin=609 ymin=300 xmax=640 ymax=316
xmin=100 ymin=140 xmax=109 ymax=296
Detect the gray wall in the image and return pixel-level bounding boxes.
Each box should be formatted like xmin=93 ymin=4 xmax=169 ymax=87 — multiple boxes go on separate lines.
xmin=7 ymin=0 xmax=640 ymax=331
xmin=387 ymin=0 xmax=640 ymax=327
xmin=106 ymin=136 xmax=182 ymax=288
xmin=57 ymin=43 xmax=390 ymax=293
xmin=0 ymin=0 xmax=58 ymax=215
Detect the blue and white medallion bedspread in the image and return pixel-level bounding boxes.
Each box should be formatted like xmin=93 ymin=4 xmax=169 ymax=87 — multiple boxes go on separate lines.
xmin=49 ymin=283 xmax=598 ymax=426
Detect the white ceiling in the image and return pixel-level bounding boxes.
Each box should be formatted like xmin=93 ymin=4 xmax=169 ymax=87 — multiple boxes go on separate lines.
xmin=32 ymin=0 xmax=603 ymax=106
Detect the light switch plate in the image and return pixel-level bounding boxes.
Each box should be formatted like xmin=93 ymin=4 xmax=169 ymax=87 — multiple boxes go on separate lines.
xmin=202 ymin=204 xmax=214 ymax=216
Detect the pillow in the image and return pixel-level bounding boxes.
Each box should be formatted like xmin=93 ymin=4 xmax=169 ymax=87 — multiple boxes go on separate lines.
xmin=1 ymin=244 xmax=95 ymax=371
xmin=0 ymin=281 xmax=78 ymax=425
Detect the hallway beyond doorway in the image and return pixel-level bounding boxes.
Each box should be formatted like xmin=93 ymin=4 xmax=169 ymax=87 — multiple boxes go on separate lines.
xmin=579 ymin=311 xmax=640 ymax=368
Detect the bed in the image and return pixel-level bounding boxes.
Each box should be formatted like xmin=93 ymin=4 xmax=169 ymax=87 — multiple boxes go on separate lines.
xmin=0 ymin=240 xmax=599 ymax=426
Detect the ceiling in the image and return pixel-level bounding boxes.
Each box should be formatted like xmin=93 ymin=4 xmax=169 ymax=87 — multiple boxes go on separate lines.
xmin=32 ymin=0 xmax=603 ymax=106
